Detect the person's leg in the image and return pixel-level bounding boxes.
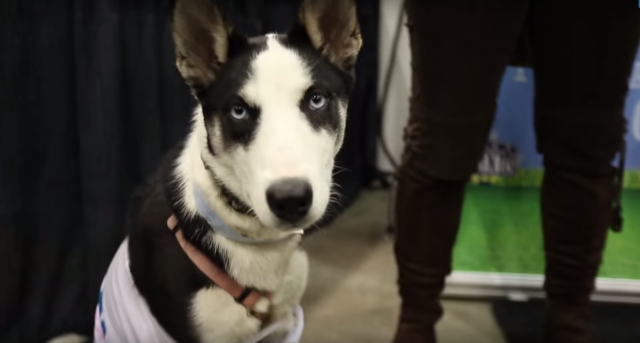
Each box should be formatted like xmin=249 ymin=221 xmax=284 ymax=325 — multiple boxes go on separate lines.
xmin=531 ymin=2 xmax=640 ymax=342
xmin=393 ymin=1 xmax=529 ymax=342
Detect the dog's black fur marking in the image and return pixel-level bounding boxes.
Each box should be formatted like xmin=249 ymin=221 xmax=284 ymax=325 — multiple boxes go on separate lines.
xmin=128 ymin=142 xmax=229 ymax=343
xmin=198 ymin=34 xmax=268 ymax=151
xmin=280 ymin=25 xmax=354 ymax=136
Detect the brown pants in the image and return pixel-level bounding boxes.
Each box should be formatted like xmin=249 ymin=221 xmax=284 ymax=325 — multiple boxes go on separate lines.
xmin=393 ymin=1 xmax=640 ymax=343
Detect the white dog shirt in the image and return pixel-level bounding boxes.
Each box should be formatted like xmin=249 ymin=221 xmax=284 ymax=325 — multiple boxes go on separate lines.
xmin=94 ymin=239 xmax=304 ymax=343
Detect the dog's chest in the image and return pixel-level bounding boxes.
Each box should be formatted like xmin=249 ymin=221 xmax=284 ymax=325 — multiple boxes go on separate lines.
xmin=190 ymin=242 xmax=309 ymax=343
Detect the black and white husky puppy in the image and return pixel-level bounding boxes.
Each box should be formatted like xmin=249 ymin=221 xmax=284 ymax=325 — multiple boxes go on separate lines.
xmin=91 ymin=0 xmax=362 ymax=343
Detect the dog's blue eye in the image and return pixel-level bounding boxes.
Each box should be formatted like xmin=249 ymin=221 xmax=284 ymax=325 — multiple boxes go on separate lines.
xmin=230 ymin=105 xmax=248 ymax=120
xmin=309 ymin=94 xmax=327 ymax=110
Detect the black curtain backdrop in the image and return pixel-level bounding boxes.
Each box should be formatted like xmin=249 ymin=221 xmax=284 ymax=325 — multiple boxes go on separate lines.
xmin=0 ymin=0 xmax=379 ymax=342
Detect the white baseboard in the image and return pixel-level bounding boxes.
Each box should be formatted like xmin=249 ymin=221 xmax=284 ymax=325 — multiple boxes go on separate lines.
xmin=443 ymin=271 xmax=640 ymax=304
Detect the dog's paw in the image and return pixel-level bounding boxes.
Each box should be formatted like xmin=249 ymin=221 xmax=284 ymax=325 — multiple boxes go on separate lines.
xmin=254 ymin=296 xmax=271 ymax=314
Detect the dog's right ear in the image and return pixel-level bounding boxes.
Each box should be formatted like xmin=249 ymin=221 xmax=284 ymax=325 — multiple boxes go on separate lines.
xmin=171 ymin=0 xmax=231 ymax=92
xmin=298 ymin=0 xmax=362 ymax=75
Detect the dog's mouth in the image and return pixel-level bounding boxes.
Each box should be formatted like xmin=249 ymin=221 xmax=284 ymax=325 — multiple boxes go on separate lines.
xmin=212 ymin=171 xmax=316 ymax=230
xmin=273 ymin=220 xmax=311 ymax=232
xmin=202 ymin=157 xmax=326 ymax=232
xmin=282 ymin=226 xmax=305 ymax=234
xmin=202 ymin=156 xmax=256 ymax=217
xmin=218 ymin=182 xmax=255 ymax=217
xmin=222 ymin=181 xmax=312 ymax=232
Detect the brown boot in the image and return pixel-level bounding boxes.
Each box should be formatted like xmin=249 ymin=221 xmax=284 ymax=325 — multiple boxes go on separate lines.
xmin=392 ymin=169 xmax=467 ymax=343
xmin=541 ymin=166 xmax=617 ymax=343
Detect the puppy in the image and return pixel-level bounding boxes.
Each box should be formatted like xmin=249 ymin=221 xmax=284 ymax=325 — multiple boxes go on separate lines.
xmin=92 ymin=0 xmax=362 ymax=342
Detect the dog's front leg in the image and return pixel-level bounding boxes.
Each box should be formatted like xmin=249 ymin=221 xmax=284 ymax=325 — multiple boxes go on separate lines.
xmin=263 ymin=249 xmax=308 ymax=343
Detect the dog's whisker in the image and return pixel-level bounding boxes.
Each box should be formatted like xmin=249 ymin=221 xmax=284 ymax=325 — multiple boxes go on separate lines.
xmin=332 ymin=165 xmax=349 ymax=176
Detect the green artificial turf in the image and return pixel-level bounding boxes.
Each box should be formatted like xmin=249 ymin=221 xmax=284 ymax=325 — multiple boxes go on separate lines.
xmin=470 ymin=169 xmax=640 ymax=189
xmin=453 ymin=186 xmax=640 ymax=280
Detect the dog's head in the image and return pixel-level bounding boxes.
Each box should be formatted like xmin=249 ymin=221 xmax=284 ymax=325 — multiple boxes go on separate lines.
xmin=172 ymin=0 xmax=362 ymax=231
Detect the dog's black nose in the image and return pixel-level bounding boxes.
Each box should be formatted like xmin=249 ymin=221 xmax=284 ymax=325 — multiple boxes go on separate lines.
xmin=266 ymin=178 xmax=313 ymax=223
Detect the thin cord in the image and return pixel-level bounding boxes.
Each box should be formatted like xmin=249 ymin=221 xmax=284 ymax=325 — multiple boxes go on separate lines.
xmin=376 ymin=0 xmax=407 ymax=236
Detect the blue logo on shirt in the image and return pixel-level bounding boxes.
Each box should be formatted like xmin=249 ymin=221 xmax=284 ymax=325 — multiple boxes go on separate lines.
xmin=98 ymin=289 xmax=107 ymax=335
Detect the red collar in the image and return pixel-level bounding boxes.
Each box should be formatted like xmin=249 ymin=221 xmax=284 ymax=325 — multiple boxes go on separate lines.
xmin=167 ymin=214 xmax=271 ymax=322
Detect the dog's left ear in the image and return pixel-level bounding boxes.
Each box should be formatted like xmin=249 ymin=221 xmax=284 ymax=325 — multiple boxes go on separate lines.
xmin=298 ymin=0 xmax=362 ymax=75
